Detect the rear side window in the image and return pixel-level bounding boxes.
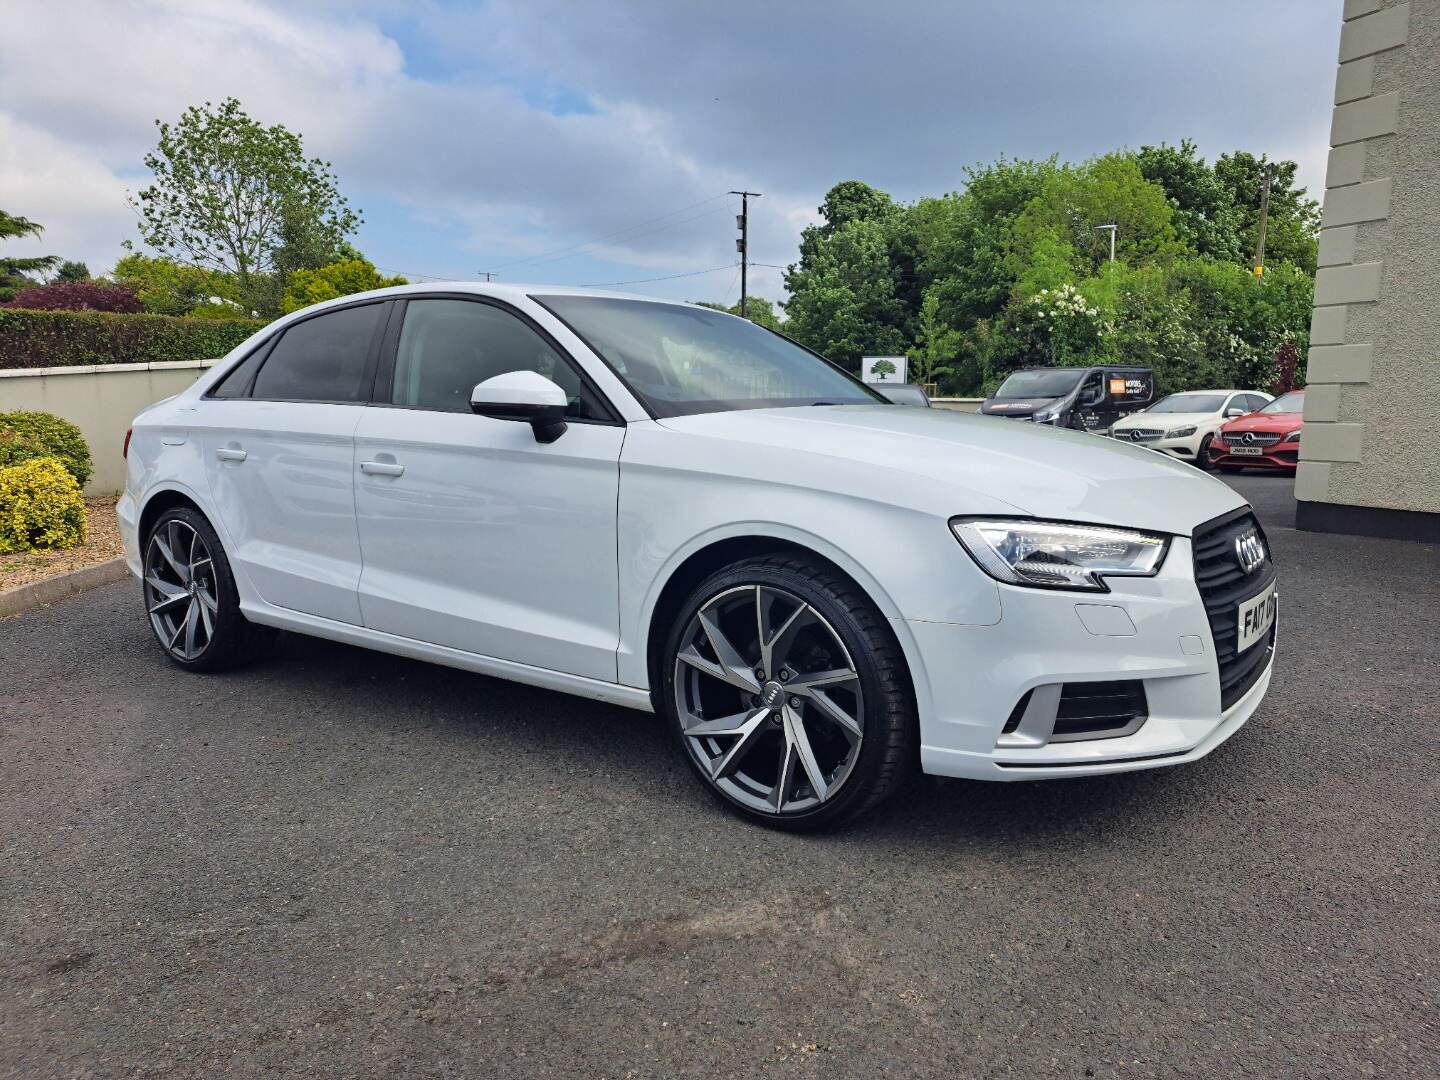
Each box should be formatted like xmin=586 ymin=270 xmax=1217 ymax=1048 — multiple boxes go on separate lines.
xmin=251 ymin=304 xmax=384 ymax=403
xmin=209 ymin=343 xmax=271 ymax=398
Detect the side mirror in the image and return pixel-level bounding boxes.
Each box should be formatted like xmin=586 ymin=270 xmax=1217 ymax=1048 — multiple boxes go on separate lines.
xmin=470 ymin=371 xmax=569 ymax=443
xmin=1225 ymin=407 xmax=1245 ymax=418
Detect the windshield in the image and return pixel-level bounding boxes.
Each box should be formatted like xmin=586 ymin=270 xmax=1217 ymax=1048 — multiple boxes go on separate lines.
xmin=1147 ymin=393 xmax=1227 ymax=414
xmin=534 ymin=296 xmax=881 ymax=417
xmin=1262 ymin=391 xmax=1305 ymax=414
xmin=993 ymin=369 xmax=1084 ymax=399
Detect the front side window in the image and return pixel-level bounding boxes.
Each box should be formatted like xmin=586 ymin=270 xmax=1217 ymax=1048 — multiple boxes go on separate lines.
xmin=535 ymin=295 xmax=880 ymax=418
xmin=251 ymin=303 xmax=383 ymax=403
xmin=390 ymin=299 xmax=605 ymax=419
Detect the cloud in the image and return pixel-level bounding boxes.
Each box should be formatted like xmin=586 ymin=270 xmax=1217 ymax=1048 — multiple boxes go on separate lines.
xmin=1 ymin=0 xmax=1339 ymax=302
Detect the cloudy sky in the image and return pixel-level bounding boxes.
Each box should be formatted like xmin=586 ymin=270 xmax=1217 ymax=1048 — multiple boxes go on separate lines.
xmin=1 ymin=0 xmax=1342 ymax=305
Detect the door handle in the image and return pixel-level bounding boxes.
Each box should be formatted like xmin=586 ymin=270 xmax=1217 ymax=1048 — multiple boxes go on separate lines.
xmin=360 ymin=460 xmax=405 ymax=477
xmin=215 ymin=448 xmax=247 ymax=462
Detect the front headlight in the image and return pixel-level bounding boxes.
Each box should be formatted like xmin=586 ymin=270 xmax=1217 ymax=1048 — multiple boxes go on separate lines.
xmin=1032 ymin=407 xmax=1061 ymax=424
xmin=1167 ymin=425 xmax=1197 ymax=438
xmin=951 ymin=518 xmax=1170 ymax=591
xmin=1284 ymin=429 xmax=1301 ymax=443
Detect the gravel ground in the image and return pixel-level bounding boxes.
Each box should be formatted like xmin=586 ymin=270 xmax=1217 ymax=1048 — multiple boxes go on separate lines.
xmin=2 ymin=473 xmax=1437 ymax=1078
xmin=0 ymin=498 xmax=122 ymax=592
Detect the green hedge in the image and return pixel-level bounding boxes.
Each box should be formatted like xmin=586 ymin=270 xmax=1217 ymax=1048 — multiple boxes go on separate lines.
xmin=0 ymin=308 xmax=268 ymax=370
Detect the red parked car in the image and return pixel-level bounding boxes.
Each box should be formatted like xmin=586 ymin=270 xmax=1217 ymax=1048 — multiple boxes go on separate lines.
xmin=1208 ymin=390 xmax=1304 ymax=473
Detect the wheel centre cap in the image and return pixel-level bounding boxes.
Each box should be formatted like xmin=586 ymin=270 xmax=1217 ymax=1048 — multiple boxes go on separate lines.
xmin=760 ymin=681 xmax=785 ymax=708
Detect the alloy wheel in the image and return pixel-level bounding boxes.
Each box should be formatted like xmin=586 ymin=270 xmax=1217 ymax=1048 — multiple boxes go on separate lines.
xmin=673 ymin=585 xmax=864 ymax=815
xmin=143 ymin=519 xmax=219 ymax=662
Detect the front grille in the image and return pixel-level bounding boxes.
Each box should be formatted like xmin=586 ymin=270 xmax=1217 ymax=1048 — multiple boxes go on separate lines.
xmin=1120 ymin=428 xmax=1164 ymax=441
xmin=1051 ymin=680 xmax=1148 ymax=742
xmin=1192 ymin=508 xmax=1277 ymax=709
xmin=1223 ymin=432 xmax=1281 ymax=446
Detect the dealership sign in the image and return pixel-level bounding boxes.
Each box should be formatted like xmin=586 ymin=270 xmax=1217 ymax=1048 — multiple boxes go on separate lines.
xmin=862 ymin=356 xmax=907 ymax=384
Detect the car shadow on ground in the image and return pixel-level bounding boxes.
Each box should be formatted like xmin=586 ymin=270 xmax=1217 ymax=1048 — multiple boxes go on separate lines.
xmin=256 ymin=628 xmax=1241 ymax=856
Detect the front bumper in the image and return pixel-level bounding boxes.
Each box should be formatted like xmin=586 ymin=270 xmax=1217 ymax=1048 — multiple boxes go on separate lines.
xmin=1208 ymin=442 xmax=1299 ymax=470
xmin=1110 ymin=429 xmax=1207 ymax=461
xmin=905 ymin=535 xmax=1275 ymax=780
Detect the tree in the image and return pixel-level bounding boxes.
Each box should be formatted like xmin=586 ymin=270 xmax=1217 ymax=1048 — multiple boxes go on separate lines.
xmin=52 ymin=261 xmax=90 ymax=283
xmin=134 ymin=98 xmax=361 ymax=315
xmin=1213 ymin=152 xmax=1319 ymax=274
xmin=906 ymin=291 xmax=960 ymax=390
xmin=783 ymin=212 xmax=910 ymax=369
xmin=867 ymin=358 xmax=897 ymax=381
xmin=1136 ymin=140 xmax=1246 ymax=263
xmin=696 ymin=296 xmax=782 ymax=330
xmin=110 ymin=250 xmax=238 ymax=316
xmin=279 ymin=257 xmax=405 ymax=314
xmin=1 ymin=210 xmax=59 ymax=302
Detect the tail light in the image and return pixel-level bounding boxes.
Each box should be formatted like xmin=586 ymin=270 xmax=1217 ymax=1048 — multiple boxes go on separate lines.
xmin=123 ymin=427 xmax=132 ymax=459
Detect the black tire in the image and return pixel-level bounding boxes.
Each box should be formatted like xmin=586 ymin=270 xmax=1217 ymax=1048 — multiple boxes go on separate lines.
xmin=142 ymin=506 xmax=274 ymax=672
xmin=659 ymin=554 xmax=915 ymax=832
xmin=1196 ymin=433 xmax=1215 ymax=470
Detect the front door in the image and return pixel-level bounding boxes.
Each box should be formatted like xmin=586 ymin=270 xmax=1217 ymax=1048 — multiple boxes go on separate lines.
xmin=353 ymin=296 xmax=625 ymax=681
xmin=198 ymin=300 xmax=388 ymax=625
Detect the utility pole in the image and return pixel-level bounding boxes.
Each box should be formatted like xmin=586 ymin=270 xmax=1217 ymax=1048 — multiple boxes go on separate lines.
xmin=478 ymin=271 xmax=496 ymax=282
xmin=730 ymin=191 xmax=761 ymax=317
xmin=1253 ymin=161 xmax=1276 ymax=282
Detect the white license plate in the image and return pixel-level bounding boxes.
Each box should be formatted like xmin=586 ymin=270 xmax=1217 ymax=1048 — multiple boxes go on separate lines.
xmin=1231 ymin=446 xmax=1265 ymax=456
xmin=1237 ymin=583 xmax=1278 ymax=652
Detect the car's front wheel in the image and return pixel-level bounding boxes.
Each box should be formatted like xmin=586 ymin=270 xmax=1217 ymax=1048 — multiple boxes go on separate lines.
xmin=142 ymin=506 xmax=273 ymax=672
xmin=660 ymin=554 xmax=915 ymax=831
xmin=1196 ymin=433 xmax=1215 ymax=470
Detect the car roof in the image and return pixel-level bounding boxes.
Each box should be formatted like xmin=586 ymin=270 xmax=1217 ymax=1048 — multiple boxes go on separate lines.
xmin=1162 ymin=389 xmax=1267 ymax=396
xmin=300 ymin=280 xmax=702 ymax=310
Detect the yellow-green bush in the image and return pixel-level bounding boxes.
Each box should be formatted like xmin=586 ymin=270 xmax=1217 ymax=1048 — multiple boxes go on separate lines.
xmin=0 ymin=458 xmax=88 ymax=554
xmin=0 ymin=411 xmax=93 ymax=487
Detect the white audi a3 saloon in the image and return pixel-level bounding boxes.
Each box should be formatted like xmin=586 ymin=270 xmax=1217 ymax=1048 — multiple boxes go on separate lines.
xmin=119 ymin=283 xmax=1278 ymax=830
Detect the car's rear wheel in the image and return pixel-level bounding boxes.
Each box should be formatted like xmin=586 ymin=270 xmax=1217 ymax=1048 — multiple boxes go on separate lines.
xmin=660 ymin=555 xmax=914 ymax=831
xmin=142 ymin=506 xmax=273 ymax=672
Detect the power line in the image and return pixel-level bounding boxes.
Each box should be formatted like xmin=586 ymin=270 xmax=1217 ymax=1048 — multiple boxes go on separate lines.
xmin=508 ymin=203 xmax=736 ymax=275
xmin=487 ymin=192 xmax=734 ymax=274
xmin=576 ymin=263 xmax=736 ymax=288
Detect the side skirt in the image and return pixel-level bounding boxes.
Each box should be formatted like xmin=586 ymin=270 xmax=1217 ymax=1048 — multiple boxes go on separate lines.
xmin=240 ymin=601 xmax=654 ymax=713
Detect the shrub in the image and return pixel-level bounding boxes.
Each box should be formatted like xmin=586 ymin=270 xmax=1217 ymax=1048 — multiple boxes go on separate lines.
xmin=0 ymin=411 xmax=93 ymax=487
xmin=6 ymin=281 xmax=144 ymax=313
xmin=0 ymin=457 xmax=87 ymax=554
xmin=280 ymin=257 xmax=406 ymax=314
xmin=0 ymin=308 xmax=266 ymax=370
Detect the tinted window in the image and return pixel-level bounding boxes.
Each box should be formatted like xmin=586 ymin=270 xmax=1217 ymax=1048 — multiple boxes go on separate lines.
xmin=1241 ymin=394 xmax=1269 ymax=412
xmin=251 ymin=304 xmax=383 ymax=403
xmin=536 ymin=295 xmax=880 ymax=418
xmin=390 ymin=299 xmax=606 ymax=419
xmin=209 ymin=342 xmax=271 ymax=398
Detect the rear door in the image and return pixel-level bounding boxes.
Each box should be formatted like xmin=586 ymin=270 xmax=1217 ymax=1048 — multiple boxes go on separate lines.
xmin=352 ymin=295 xmax=625 ymax=680
xmin=197 ymin=300 xmax=388 ymax=625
